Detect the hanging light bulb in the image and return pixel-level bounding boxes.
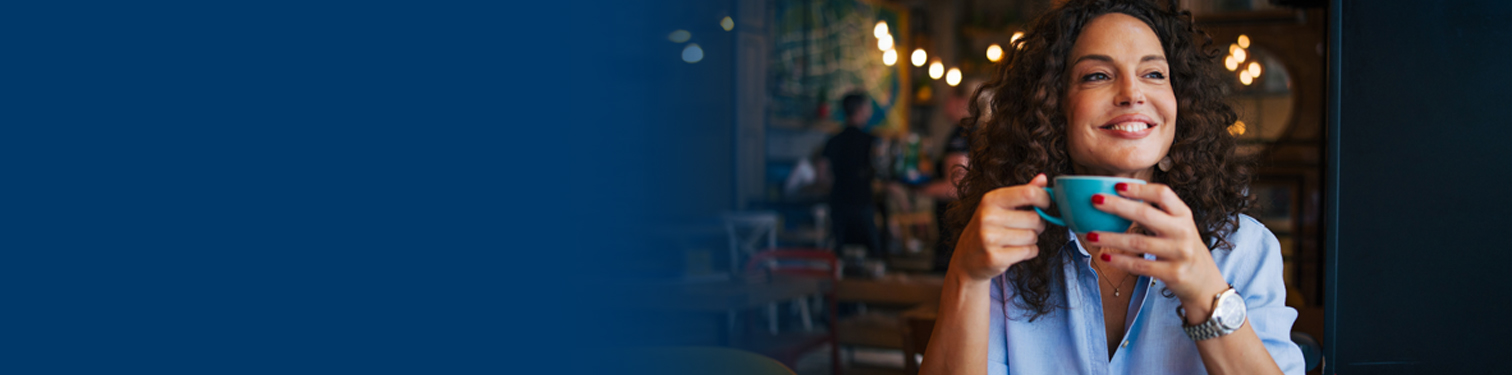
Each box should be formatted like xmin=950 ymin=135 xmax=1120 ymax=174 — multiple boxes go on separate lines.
xmin=1248 ymin=61 xmax=1263 ymax=77
xmin=911 ymin=48 xmax=927 ymax=67
xmin=883 ymin=49 xmax=898 ymax=66
xmin=929 ymin=60 xmax=944 ymax=79
xmin=1237 ymin=34 xmax=1251 ymax=49
xmin=946 ymin=67 xmax=962 ymax=86
xmin=878 ymin=34 xmax=893 ymax=51
xmin=874 ymin=21 xmax=889 ymax=39
xmin=1239 ymin=70 xmax=1253 ymax=85
xmin=986 ymin=44 xmax=1003 ymax=62
xmin=1225 ymin=55 xmax=1238 ymax=71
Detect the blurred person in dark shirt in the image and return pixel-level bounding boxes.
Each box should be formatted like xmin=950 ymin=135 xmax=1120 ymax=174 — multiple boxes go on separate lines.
xmin=816 ymin=92 xmax=883 ymax=258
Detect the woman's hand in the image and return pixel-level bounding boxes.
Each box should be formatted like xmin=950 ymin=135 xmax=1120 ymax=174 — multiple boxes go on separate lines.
xmin=1086 ymin=182 xmax=1230 ymax=323
xmin=950 ymin=174 xmax=1051 ymax=282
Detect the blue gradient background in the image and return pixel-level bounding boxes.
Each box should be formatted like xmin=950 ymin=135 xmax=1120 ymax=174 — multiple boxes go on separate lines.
xmin=2 ymin=1 xmax=715 ymax=373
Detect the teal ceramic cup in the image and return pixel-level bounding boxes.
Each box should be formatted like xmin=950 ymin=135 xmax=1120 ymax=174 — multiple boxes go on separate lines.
xmin=1034 ymin=176 xmax=1146 ymax=234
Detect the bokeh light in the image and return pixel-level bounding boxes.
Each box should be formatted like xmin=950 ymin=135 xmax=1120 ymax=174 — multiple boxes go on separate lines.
xmin=874 ymin=21 xmax=889 ymax=39
xmin=1248 ymin=61 xmax=1262 ymax=77
xmin=911 ymin=49 xmax=927 ymax=67
xmin=668 ymin=30 xmax=691 ymax=43
xmin=986 ymin=44 xmax=1003 ymax=62
xmin=1233 ymin=47 xmax=1247 ymax=63
xmin=946 ymin=67 xmax=962 ymax=86
xmin=721 ymin=17 xmax=734 ymax=31
xmin=883 ymin=49 xmax=897 ymax=66
xmin=1229 ymin=120 xmax=1247 ymax=136
xmin=878 ymin=34 xmax=893 ymax=51
xmin=1237 ymin=34 xmax=1250 ymax=49
xmin=929 ymin=61 xmax=944 ymax=79
xmin=1239 ymin=70 xmax=1253 ymax=85
xmin=682 ymin=43 xmax=704 ymax=63
xmin=1225 ymin=55 xmax=1238 ymax=71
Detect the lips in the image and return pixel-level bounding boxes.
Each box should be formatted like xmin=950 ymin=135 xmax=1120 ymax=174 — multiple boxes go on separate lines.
xmin=1098 ymin=113 xmax=1158 ymax=139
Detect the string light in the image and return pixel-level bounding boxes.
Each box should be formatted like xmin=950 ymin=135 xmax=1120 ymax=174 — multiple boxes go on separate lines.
xmin=1233 ymin=47 xmax=1247 ymax=63
xmin=1225 ymin=55 xmax=1238 ymax=71
xmin=883 ymin=49 xmax=897 ymax=66
xmin=1237 ymin=34 xmax=1250 ymax=49
xmin=1248 ymin=61 xmax=1262 ymax=77
xmin=911 ymin=49 xmax=927 ymax=67
xmin=1239 ymin=70 xmax=1253 ymax=85
xmin=874 ymin=21 xmax=889 ymax=39
xmin=946 ymin=67 xmax=962 ymax=86
xmin=986 ymin=44 xmax=1003 ymax=62
xmin=929 ymin=60 xmax=944 ymax=79
xmin=878 ymin=34 xmax=893 ymax=51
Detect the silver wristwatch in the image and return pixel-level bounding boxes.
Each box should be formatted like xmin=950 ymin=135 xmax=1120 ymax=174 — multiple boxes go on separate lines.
xmin=1177 ymin=286 xmax=1246 ymax=341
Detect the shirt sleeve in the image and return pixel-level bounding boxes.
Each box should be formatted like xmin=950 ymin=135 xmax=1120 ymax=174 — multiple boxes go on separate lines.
xmin=988 ymin=276 xmax=1008 ymax=375
xmin=1230 ymin=216 xmax=1307 ymax=375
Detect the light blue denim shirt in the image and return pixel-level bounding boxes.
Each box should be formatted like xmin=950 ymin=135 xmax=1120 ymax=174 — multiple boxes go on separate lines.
xmin=988 ymin=214 xmax=1305 ymax=374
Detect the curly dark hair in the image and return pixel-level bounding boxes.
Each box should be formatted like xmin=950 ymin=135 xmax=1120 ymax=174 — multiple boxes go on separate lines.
xmin=946 ymin=0 xmax=1253 ymax=321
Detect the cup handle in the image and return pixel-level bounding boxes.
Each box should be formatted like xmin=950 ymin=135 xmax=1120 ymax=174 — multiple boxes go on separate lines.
xmin=1033 ymin=187 xmax=1066 ymax=227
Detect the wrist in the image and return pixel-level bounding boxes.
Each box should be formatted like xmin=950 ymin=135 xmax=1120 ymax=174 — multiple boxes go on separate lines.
xmin=1177 ymin=282 xmax=1231 ymax=326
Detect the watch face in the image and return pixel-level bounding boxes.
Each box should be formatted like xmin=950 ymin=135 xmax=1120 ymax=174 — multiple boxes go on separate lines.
xmin=1215 ymin=291 xmax=1246 ymax=330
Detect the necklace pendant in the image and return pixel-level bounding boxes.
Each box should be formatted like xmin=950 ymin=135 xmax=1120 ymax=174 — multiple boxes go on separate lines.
xmin=1114 ymin=289 xmax=1120 ymax=297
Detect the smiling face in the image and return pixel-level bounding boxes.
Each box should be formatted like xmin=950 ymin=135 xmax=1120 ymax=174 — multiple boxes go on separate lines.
xmin=1062 ymin=13 xmax=1177 ymax=180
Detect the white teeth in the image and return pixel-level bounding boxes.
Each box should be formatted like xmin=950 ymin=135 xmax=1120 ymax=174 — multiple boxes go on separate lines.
xmin=1109 ymin=122 xmax=1151 ymax=132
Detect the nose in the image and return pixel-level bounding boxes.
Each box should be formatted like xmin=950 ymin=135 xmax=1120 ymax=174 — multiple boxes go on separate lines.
xmin=1116 ymin=77 xmax=1146 ymax=107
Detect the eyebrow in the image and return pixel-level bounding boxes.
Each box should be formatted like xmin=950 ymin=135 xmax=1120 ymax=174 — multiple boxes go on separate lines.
xmin=1071 ymin=54 xmax=1167 ymax=66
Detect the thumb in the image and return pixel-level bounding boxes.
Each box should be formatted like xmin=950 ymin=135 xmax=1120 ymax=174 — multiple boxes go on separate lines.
xmin=1028 ymin=173 xmax=1048 ymax=187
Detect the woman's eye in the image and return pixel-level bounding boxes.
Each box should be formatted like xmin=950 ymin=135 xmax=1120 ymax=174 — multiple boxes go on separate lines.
xmin=1081 ymin=72 xmax=1109 ymax=82
xmin=1144 ymin=71 xmax=1166 ymax=79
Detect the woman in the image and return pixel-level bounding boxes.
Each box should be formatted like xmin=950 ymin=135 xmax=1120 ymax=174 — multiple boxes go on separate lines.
xmin=919 ymin=0 xmax=1305 ymax=374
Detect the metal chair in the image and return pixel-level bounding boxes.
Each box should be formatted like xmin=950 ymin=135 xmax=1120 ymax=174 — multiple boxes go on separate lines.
xmin=744 ymin=248 xmax=841 ymax=375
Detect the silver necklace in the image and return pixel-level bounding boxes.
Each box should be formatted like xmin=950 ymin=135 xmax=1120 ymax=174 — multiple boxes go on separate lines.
xmin=1091 ymin=257 xmax=1134 ymax=297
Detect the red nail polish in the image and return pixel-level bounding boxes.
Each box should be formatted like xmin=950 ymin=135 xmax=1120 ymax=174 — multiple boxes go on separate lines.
xmin=1092 ymin=195 xmax=1104 ymax=205
xmin=1101 ymin=253 xmax=1111 ymax=262
xmin=1116 ymin=182 xmax=1128 ymax=192
xmin=1087 ymin=232 xmax=1099 ymax=242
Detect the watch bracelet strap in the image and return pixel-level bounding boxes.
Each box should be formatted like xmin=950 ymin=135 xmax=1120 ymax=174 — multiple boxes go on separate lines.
xmin=1182 ymin=316 xmax=1236 ymax=341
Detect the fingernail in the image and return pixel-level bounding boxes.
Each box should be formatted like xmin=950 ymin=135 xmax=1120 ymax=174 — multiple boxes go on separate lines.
xmin=1092 ymin=195 xmax=1104 ymax=205
xmin=1087 ymin=232 xmax=1099 ymax=242
xmin=1100 ymin=253 xmax=1111 ymax=262
xmin=1115 ymin=183 xmax=1128 ymax=192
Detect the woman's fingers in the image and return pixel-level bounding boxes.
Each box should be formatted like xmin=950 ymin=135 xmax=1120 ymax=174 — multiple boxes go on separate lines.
xmin=982 ymin=174 xmax=1051 ymax=211
xmin=1113 ymin=182 xmax=1191 ymax=218
xmin=1100 ymin=250 xmax=1169 ymax=280
xmin=982 ymin=227 xmax=1041 ymax=248
xmin=1092 ymin=191 xmax=1175 ymax=235
xmin=1086 ymin=231 xmax=1183 ymax=260
xmin=980 ymin=208 xmax=1047 ymax=234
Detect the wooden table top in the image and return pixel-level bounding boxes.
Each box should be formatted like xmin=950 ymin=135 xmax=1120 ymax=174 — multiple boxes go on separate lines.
xmin=836 ymin=272 xmax=944 ymax=306
xmin=615 ymin=277 xmax=829 ymax=312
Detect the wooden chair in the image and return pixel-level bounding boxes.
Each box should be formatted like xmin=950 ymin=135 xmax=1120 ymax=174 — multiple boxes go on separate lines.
xmin=742 ymin=248 xmax=841 ymax=375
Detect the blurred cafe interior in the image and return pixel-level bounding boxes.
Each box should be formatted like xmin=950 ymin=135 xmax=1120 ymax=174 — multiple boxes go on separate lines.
xmin=623 ymin=0 xmax=1330 ymax=374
